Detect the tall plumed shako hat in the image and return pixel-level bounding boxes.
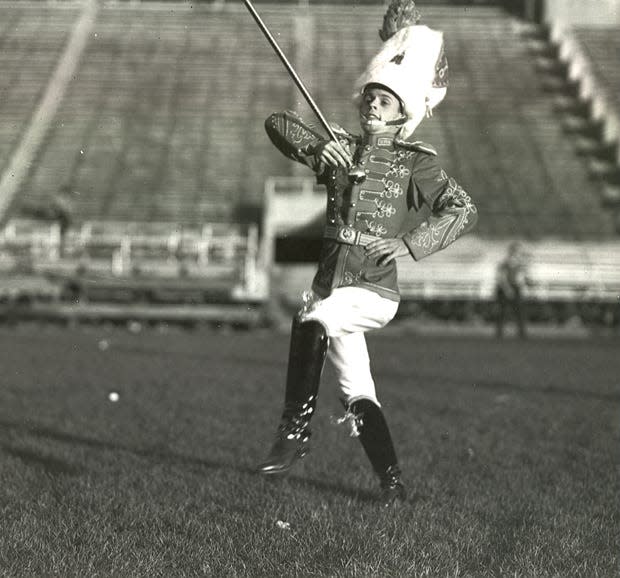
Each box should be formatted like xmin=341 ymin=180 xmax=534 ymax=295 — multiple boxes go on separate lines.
xmin=354 ymin=0 xmax=449 ymax=138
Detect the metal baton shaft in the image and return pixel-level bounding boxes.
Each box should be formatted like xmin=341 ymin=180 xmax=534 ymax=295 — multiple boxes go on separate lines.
xmin=242 ymin=0 xmax=339 ymax=143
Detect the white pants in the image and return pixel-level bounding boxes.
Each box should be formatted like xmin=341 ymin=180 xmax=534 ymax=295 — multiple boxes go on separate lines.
xmin=299 ymin=287 xmax=399 ymax=406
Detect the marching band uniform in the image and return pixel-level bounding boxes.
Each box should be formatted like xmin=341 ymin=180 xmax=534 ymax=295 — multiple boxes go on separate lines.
xmin=264 ymin=111 xmax=477 ymax=303
xmin=257 ymin=0 xmax=478 ymax=505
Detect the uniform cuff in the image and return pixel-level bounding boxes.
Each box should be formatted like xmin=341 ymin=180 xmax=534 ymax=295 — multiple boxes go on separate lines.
xmin=402 ymin=227 xmax=431 ymax=261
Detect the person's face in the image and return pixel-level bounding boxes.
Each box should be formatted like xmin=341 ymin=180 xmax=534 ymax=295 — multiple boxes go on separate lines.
xmin=359 ymin=86 xmax=403 ymax=134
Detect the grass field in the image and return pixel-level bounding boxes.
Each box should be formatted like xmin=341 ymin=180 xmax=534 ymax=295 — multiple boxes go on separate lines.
xmin=0 ymin=322 xmax=618 ymax=576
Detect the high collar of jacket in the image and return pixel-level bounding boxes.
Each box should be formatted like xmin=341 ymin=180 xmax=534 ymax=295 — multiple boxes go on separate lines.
xmin=360 ymin=131 xmax=398 ymax=148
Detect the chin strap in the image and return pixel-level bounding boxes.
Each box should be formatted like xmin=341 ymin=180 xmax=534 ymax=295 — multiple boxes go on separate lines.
xmin=362 ymin=116 xmax=408 ymax=129
xmin=385 ymin=116 xmax=408 ymax=126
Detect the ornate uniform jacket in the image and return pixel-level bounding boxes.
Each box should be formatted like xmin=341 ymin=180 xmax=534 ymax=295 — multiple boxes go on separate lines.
xmin=266 ymin=111 xmax=478 ymax=302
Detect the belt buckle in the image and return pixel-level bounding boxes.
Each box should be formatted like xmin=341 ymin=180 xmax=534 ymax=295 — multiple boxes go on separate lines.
xmin=337 ymin=227 xmax=357 ymax=244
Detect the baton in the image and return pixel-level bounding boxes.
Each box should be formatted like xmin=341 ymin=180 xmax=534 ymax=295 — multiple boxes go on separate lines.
xmin=242 ymin=0 xmax=339 ymax=143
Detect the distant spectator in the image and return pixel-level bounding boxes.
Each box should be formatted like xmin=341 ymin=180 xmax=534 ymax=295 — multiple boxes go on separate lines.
xmin=495 ymin=241 xmax=529 ymax=339
xmin=49 ymin=186 xmax=74 ymax=254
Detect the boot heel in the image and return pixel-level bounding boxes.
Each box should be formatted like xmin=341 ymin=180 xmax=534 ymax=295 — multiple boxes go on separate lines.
xmin=256 ymin=434 xmax=310 ymax=475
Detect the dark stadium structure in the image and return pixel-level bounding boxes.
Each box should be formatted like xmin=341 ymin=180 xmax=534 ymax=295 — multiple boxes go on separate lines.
xmin=0 ymin=0 xmax=618 ymax=328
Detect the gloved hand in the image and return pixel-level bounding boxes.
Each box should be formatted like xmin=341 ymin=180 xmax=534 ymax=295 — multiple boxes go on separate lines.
xmin=313 ymin=139 xmax=353 ymax=169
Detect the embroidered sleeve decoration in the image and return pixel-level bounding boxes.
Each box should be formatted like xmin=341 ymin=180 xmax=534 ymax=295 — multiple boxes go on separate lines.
xmin=403 ymin=173 xmax=477 ymax=260
xmin=264 ymin=111 xmax=324 ymax=168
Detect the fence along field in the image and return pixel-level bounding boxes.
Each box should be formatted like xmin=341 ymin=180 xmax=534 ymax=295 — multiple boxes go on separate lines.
xmin=0 ymin=324 xmax=617 ymax=576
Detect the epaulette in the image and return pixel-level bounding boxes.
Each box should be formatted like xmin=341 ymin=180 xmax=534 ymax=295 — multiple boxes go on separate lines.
xmin=394 ymin=139 xmax=438 ymax=156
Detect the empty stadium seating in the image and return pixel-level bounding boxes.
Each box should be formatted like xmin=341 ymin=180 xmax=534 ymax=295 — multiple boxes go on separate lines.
xmin=0 ymin=2 xmax=616 ymax=241
xmin=0 ymin=217 xmax=268 ymax=305
xmin=0 ymin=4 xmax=78 ymax=176
xmin=540 ymin=21 xmax=620 ymax=236
xmin=396 ymin=237 xmax=620 ymax=306
xmin=11 ymin=3 xmax=294 ymax=225
xmin=569 ymin=27 xmax=620 ymax=165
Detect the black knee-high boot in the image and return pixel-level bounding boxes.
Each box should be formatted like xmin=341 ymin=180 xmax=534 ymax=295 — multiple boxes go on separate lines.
xmin=349 ymin=398 xmax=406 ymax=505
xmin=257 ymin=317 xmax=328 ymax=475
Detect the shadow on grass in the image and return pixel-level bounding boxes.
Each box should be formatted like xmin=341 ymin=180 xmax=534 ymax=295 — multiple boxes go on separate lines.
xmin=1 ymin=443 xmax=85 ymax=477
xmin=285 ymin=473 xmax=427 ymax=506
xmin=0 ymin=419 xmax=382 ymax=503
xmin=262 ymin=471 xmax=380 ymax=504
xmin=0 ymin=418 xmax=256 ymax=476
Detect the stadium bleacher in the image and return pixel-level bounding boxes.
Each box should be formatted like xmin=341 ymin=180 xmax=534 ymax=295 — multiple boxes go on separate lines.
xmin=0 ymin=217 xmax=268 ymax=310
xmin=12 ymin=3 xmax=294 ymax=225
xmin=568 ymin=27 xmax=620 ymax=167
xmin=0 ymin=2 xmax=614 ymax=239
xmin=573 ymin=28 xmax=620 ymax=105
xmin=0 ymin=4 xmax=79 ymax=177
xmin=0 ymin=1 xmax=617 ymax=327
xmin=545 ymin=19 xmax=620 ymax=229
